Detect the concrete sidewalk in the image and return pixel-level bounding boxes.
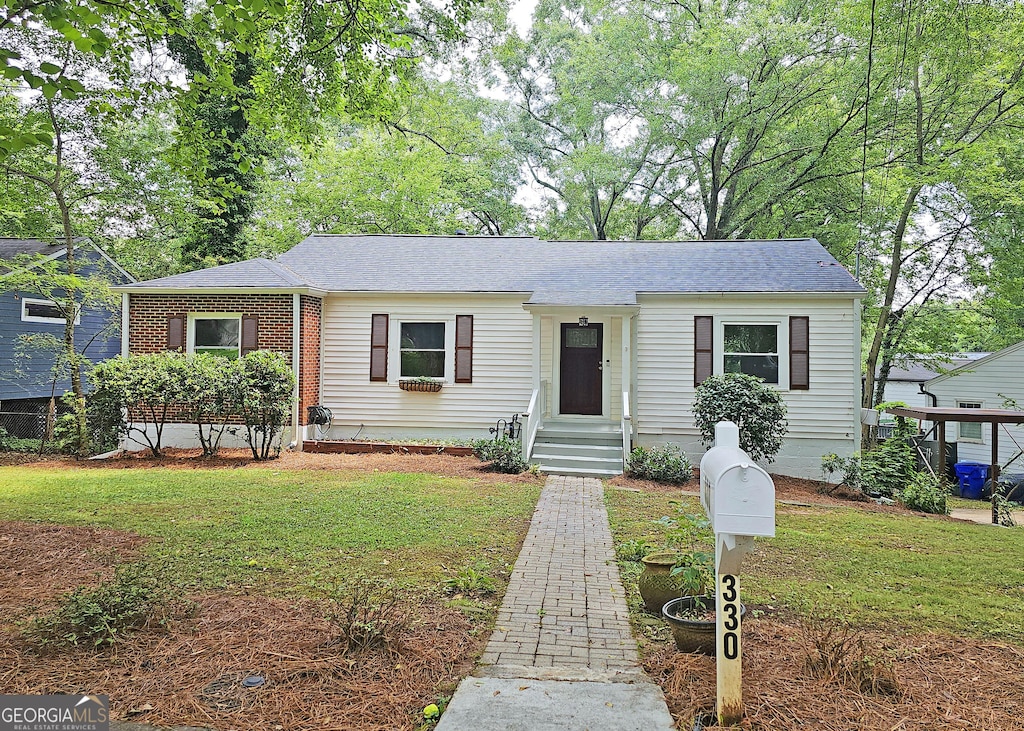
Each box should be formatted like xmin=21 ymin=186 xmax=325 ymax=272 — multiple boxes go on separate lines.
xmin=436 ymin=476 xmax=674 ymax=731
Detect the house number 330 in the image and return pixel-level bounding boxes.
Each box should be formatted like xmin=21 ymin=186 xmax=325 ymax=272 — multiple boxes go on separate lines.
xmin=720 ymin=574 xmax=740 ymax=660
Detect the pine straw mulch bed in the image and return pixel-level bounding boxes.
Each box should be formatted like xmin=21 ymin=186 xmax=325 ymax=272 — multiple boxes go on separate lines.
xmin=0 ymin=520 xmax=489 ymax=731
xmin=0 ymin=448 xmax=546 ymax=487
xmin=645 ymin=618 xmax=1024 ymax=731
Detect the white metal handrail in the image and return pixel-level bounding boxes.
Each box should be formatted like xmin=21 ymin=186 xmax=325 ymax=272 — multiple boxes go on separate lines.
xmin=523 ymin=386 xmax=543 ymax=460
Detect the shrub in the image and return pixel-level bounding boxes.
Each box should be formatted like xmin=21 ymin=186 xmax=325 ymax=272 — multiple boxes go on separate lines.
xmin=176 ymin=354 xmax=235 ymax=457
xmin=472 ymin=436 xmax=528 ymax=473
xmin=25 ymin=563 xmax=172 ymax=649
xmin=693 ymin=373 xmax=788 ymax=463
xmin=860 ymin=417 xmax=917 ymax=498
xmin=229 ymin=351 xmax=295 ymax=461
xmin=821 ymin=452 xmax=861 ymax=491
xmin=626 ymin=444 xmax=693 ymax=483
xmin=324 ymin=579 xmax=411 ymax=656
xmin=91 ymin=353 xmax=185 ymax=457
xmin=898 ymin=471 xmax=948 ymax=514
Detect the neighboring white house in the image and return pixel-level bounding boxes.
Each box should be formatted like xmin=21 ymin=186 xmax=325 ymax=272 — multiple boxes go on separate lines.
xmin=116 ymin=235 xmax=866 ymax=478
xmin=874 ymin=354 xmax=988 ymax=411
xmin=924 ymin=340 xmax=1024 ymax=469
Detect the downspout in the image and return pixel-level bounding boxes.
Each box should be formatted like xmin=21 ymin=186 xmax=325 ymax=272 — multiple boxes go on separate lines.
xmin=290 ymin=293 xmax=301 ymax=450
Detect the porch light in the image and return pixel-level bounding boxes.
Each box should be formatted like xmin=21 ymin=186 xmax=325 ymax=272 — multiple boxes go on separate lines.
xmin=578 ymin=316 xmax=589 ymax=327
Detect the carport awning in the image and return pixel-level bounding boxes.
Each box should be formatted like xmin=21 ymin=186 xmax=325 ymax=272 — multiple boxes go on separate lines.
xmin=885 ymin=406 xmax=1024 ymax=525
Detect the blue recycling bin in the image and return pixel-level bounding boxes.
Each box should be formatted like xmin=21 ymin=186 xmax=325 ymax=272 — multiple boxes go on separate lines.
xmin=954 ymin=461 xmax=989 ymax=500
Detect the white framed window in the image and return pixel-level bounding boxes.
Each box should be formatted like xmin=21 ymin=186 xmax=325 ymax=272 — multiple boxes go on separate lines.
xmin=721 ymin=322 xmax=781 ymax=385
xmin=958 ymin=401 xmax=983 ymax=442
xmin=21 ymin=297 xmax=78 ymax=325
xmin=398 ymin=321 xmax=448 ymax=379
xmin=187 ymin=314 xmax=241 ymax=359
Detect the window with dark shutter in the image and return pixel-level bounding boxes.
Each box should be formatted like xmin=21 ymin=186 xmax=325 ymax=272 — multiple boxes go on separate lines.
xmin=370 ymin=314 xmax=389 ymax=381
xmin=167 ymin=315 xmax=184 ymax=352
xmin=241 ymin=316 xmax=259 ymax=355
xmin=789 ymin=316 xmax=809 ymax=390
xmin=694 ymin=316 xmax=713 ymax=385
xmin=455 ymin=315 xmax=473 ymax=383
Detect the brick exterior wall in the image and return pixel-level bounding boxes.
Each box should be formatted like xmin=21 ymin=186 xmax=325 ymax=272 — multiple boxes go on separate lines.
xmin=127 ymin=293 xmax=323 ymax=426
xmin=298 ymin=295 xmax=322 ymax=425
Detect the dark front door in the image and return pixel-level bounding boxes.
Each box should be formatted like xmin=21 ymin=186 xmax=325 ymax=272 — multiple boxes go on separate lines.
xmin=560 ymin=323 xmax=603 ymax=415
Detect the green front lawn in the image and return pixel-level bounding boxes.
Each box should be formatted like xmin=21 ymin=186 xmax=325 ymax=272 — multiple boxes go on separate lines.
xmin=607 ymin=488 xmax=1024 ymax=644
xmin=0 ymin=465 xmax=541 ymax=595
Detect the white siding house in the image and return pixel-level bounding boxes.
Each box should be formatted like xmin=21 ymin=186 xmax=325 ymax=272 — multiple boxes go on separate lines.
xmin=118 ymin=234 xmax=866 ymax=478
xmin=924 ymin=341 xmax=1024 ymax=468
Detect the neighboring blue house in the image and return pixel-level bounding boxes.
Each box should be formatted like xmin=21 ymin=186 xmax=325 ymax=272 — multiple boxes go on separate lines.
xmin=0 ymin=238 xmax=133 ymax=435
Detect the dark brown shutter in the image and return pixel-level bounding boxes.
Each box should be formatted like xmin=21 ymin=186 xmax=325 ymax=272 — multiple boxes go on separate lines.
xmin=455 ymin=315 xmax=473 ymax=383
xmin=241 ymin=315 xmax=259 ymax=355
xmin=370 ymin=314 xmax=389 ymax=382
xmin=790 ymin=316 xmax=810 ymax=390
xmin=694 ymin=316 xmax=713 ymax=385
xmin=167 ymin=315 xmax=184 ymax=352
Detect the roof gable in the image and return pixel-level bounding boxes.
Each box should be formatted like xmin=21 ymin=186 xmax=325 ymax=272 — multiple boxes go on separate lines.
xmin=926 ymin=339 xmax=1024 ymax=388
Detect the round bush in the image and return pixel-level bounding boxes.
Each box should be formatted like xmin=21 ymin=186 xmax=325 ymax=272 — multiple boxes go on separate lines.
xmin=693 ymin=373 xmax=788 ymax=463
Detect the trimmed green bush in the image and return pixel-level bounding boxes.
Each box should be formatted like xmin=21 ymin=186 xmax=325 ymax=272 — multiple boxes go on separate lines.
xmin=898 ymin=471 xmax=949 ymax=515
xmin=626 ymin=444 xmax=693 ymax=483
xmin=693 ymin=373 xmax=788 ymax=463
xmin=472 ymin=436 xmax=528 ymax=474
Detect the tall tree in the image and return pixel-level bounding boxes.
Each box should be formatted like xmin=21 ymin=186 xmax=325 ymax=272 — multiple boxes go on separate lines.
xmin=859 ymin=0 xmax=1024 ymax=409
xmin=248 ymin=77 xmax=524 ymax=253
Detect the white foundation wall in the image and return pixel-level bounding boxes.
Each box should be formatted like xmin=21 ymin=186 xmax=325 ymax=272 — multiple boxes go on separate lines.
xmin=321 ymin=293 xmax=534 ymax=439
xmin=633 ymin=294 xmax=861 ymax=479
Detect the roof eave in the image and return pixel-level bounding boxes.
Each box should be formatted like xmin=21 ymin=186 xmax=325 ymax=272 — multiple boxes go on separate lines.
xmin=115 ymin=285 xmax=328 ymax=297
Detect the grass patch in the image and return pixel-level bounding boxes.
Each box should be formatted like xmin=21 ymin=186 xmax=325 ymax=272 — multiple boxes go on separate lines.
xmin=0 ymin=466 xmax=540 ymax=596
xmin=606 ymin=487 xmax=1024 ymax=644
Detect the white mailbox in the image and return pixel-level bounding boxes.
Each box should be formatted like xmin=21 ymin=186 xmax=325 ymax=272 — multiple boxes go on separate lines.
xmin=700 ymin=422 xmax=775 ymax=538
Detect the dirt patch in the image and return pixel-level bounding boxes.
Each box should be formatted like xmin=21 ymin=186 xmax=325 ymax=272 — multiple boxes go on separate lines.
xmin=645 ymin=618 xmax=1024 ymax=730
xmin=0 ymin=521 xmax=488 ymax=731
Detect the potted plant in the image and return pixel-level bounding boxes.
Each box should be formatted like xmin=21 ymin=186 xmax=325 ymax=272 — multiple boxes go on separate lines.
xmin=662 ymin=594 xmax=746 ymax=655
xmin=637 ymin=509 xmax=714 ymax=615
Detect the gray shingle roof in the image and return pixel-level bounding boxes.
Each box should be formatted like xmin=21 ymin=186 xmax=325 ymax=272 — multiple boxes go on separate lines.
xmin=122 ymin=258 xmax=309 ymax=290
xmin=122 ymin=235 xmax=865 ymax=303
xmin=0 ymin=237 xmax=64 ymax=260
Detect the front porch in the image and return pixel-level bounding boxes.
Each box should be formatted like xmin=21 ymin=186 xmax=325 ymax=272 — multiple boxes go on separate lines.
xmin=521 ymin=307 xmax=638 ymax=477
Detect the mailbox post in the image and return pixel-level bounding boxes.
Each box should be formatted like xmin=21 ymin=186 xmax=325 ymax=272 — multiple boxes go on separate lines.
xmin=700 ymin=421 xmax=776 ymax=726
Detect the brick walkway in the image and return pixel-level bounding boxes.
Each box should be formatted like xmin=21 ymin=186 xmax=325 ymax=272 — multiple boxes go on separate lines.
xmin=478 ymin=475 xmax=639 ymax=674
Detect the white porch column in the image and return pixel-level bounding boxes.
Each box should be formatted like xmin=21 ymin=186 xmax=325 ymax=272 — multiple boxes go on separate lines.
xmin=621 ymin=314 xmax=632 ymax=406
xmin=532 ymin=312 xmax=542 ymax=394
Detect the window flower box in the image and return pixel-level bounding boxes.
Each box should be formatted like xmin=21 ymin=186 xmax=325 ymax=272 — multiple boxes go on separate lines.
xmin=399 ymin=379 xmax=443 ymax=392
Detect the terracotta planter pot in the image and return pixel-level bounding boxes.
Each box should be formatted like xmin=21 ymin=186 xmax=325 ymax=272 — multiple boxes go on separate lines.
xmin=638 ymin=552 xmax=684 ymax=614
xmin=662 ymin=595 xmax=746 ymax=655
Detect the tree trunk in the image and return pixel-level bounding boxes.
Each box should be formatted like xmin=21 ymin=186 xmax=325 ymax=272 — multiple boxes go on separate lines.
xmin=55 ymin=187 xmax=89 ymax=457
xmin=863 ymin=185 xmax=923 ymax=416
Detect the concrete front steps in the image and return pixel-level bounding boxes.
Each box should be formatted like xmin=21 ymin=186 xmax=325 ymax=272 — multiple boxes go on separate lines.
xmin=530 ymin=422 xmax=624 ymax=477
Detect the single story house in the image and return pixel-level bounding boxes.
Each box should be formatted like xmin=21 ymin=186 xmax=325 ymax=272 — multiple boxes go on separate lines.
xmin=1 ymin=238 xmax=133 ymax=435
xmin=923 ymin=340 xmax=1024 ymax=470
xmin=873 ymin=355 xmax=986 ymax=411
xmin=115 ymin=234 xmax=866 ymax=478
